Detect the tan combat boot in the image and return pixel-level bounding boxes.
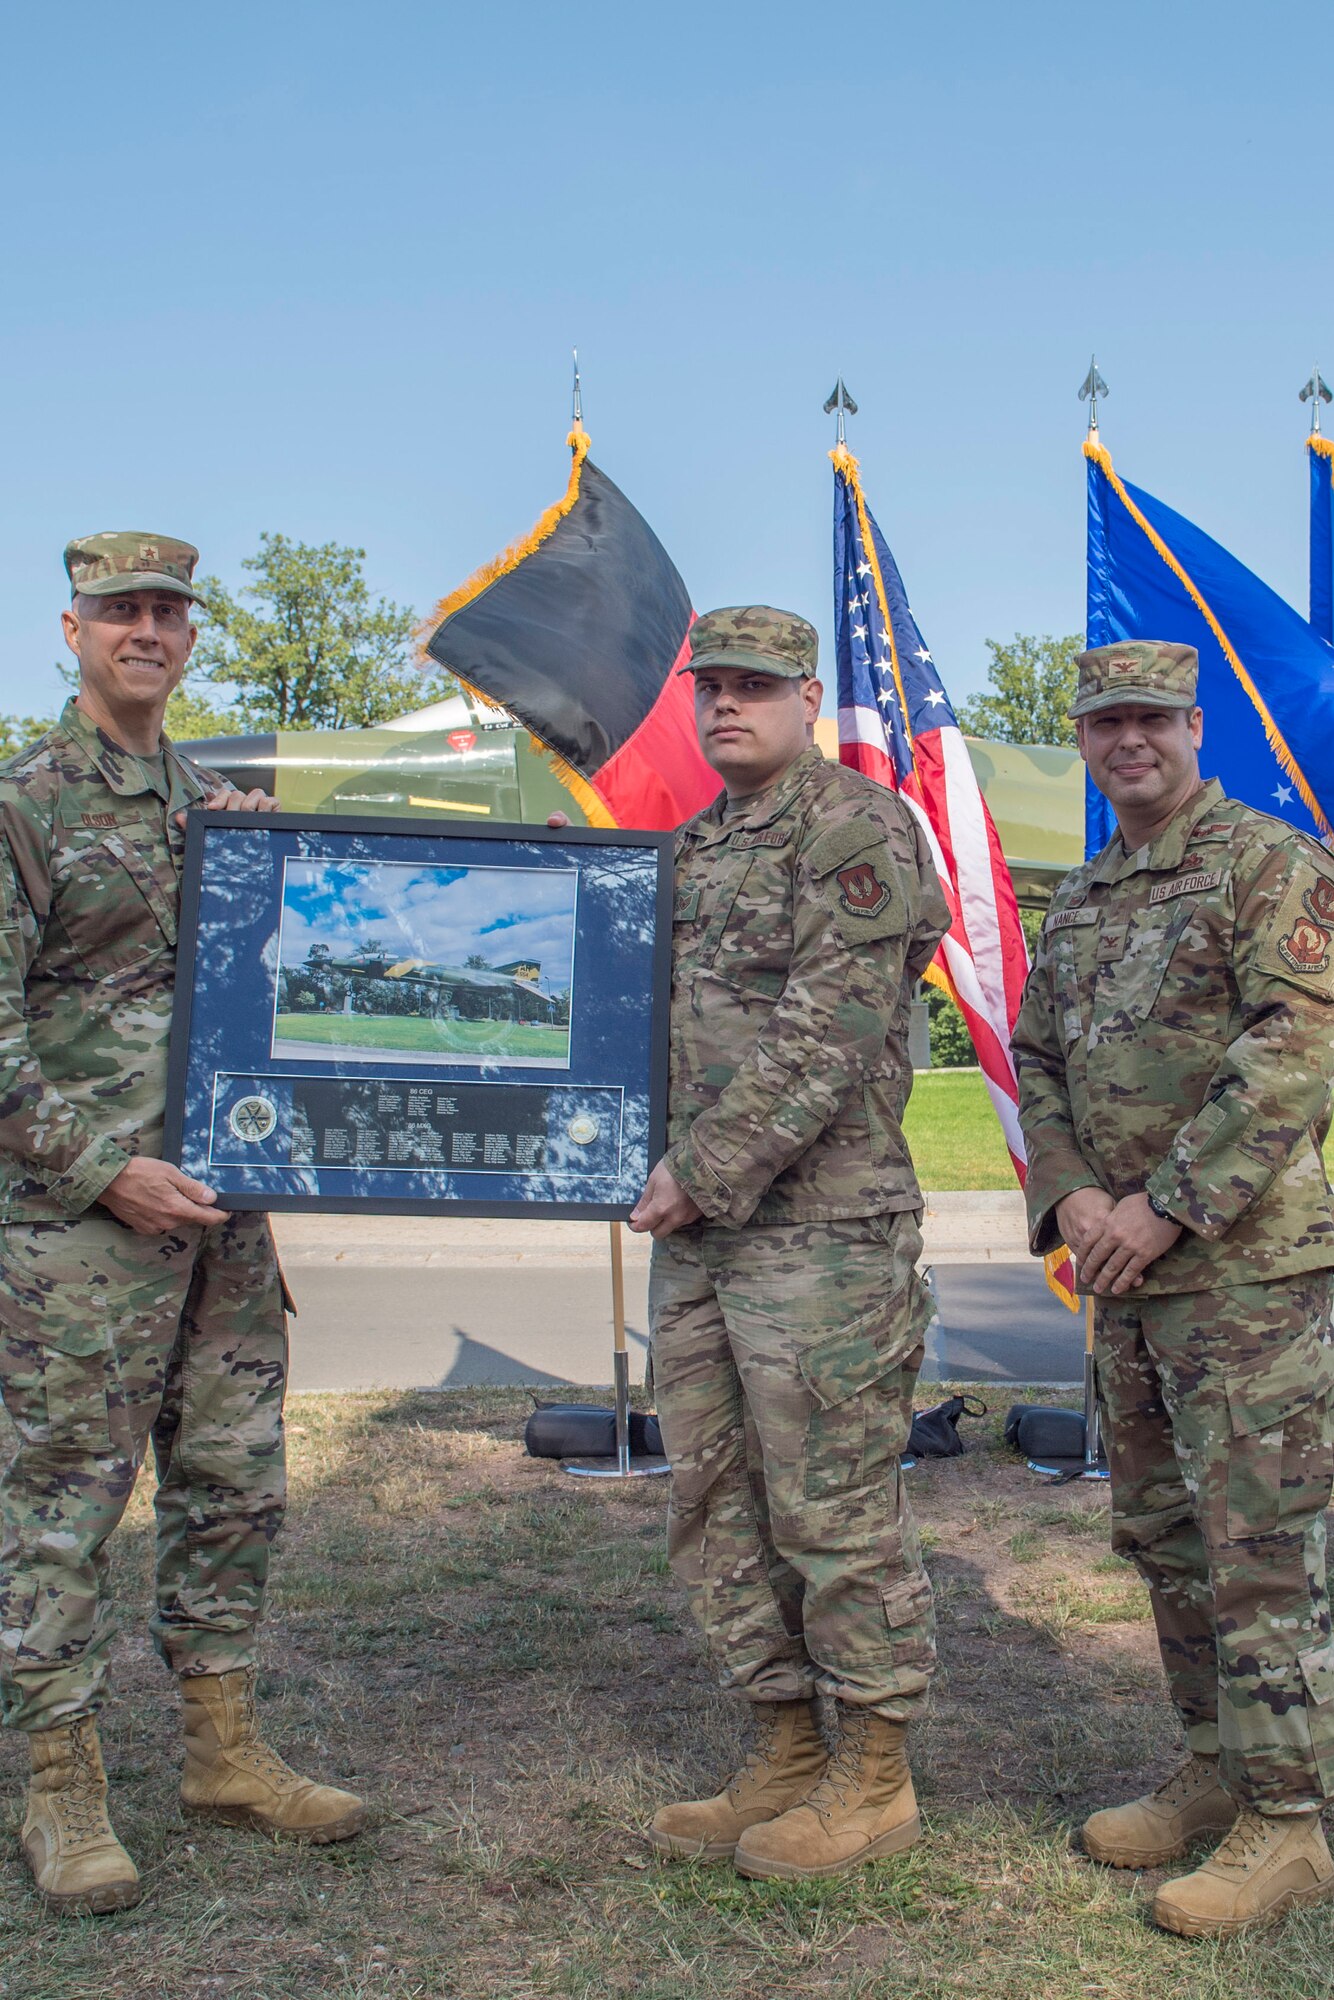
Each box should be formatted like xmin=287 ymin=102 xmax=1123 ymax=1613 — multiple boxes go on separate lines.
xmin=1083 ymin=1754 xmax=1236 ymax=1868
xmin=647 ymin=1699 xmax=827 ymax=1860
xmin=733 ymin=1705 xmax=920 ymax=1880
xmin=180 ymin=1668 xmax=366 ymax=1843
xmin=1152 ymin=1807 xmax=1334 ymax=1937
xmin=21 ymin=1714 xmax=141 ymax=1914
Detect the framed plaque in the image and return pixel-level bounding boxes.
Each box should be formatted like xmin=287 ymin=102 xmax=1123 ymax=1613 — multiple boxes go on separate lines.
xmin=164 ymin=813 xmax=671 ymax=1217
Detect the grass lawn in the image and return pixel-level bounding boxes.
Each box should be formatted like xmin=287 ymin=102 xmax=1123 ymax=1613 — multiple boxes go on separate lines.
xmin=8 ymin=1386 xmax=1334 ymax=1999
xmin=273 ymin=1012 xmax=570 ymax=1064
xmin=904 ymin=1069 xmax=1014 ymax=1191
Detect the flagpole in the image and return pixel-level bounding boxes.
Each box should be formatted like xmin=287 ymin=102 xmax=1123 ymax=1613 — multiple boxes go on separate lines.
xmin=1301 ymin=364 xmax=1331 ymax=438
xmin=1078 ymin=356 xmax=1108 ymax=441
xmin=823 ymin=376 xmax=858 ymax=447
xmin=1303 ymin=370 xmax=1334 ymax=643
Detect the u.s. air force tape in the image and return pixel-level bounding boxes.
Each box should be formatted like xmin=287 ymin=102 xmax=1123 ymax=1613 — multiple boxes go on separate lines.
xmin=1148 ymin=869 xmax=1224 ymax=904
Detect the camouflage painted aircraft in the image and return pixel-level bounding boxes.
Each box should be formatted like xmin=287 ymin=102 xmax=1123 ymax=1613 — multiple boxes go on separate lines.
xmin=183 ymin=688 xmax=582 ymax=828
xmin=304 ymin=950 xmax=557 ymax=1023
xmin=182 ymin=697 xmax=1085 ymax=907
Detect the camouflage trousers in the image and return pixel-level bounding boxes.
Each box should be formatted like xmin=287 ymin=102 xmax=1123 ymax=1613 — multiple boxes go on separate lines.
xmin=649 ymin=1212 xmax=936 ymax=1720
xmin=0 ymin=1210 xmax=288 ymax=1732
xmin=1096 ymin=1273 xmax=1334 ymax=1814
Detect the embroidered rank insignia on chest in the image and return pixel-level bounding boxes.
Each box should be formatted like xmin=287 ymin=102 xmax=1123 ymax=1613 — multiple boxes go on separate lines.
xmin=1148 ymin=868 xmax=1224 ymax=905
xmin=673 ymin=886 xmax=701 ymax=924
xmin=80 ymin=812 xmax=117 ymax=829
xmin=835 ymin=861 xmax=892 ymax=919
xmin=1047 ymin=905 xmax=1098 ymax=932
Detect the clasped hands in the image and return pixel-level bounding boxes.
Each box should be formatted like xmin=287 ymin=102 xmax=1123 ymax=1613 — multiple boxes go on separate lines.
xmin=1056 ymin=1186 xmax=1182 ymax=1297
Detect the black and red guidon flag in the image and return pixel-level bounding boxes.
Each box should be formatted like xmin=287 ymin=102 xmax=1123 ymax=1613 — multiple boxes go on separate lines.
xmin=423 ymin=433 xmax=717 ymax=831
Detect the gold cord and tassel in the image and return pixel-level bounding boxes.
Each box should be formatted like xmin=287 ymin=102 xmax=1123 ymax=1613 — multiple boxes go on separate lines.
xmin=416 ymin=428 xmax=616 ymax=827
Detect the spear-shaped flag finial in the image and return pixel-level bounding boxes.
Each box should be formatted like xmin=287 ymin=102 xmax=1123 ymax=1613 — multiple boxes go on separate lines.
xmin=823 ymin=377 xmax=858 ymax=447
xmin=1300 ymin=365 xmax=1332 ymax=436
xmin=1078 ymin=356 xmax=1109 ymax=440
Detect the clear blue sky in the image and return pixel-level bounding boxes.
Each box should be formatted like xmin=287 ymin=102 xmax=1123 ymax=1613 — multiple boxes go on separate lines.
xmin=3 ymin=1 xmax=1329 ymax=724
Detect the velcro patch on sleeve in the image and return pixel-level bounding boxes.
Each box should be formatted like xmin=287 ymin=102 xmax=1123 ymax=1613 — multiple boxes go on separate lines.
xmin=1255 ymin=867 xmax=1334 ymax=997
xmin=806 ymin=817 xmax=890 ymax=878
xmin=806 ymin=819 xmax=906 ymax=943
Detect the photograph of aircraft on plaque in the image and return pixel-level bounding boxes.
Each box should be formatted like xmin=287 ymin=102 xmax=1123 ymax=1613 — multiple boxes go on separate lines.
xmin=271 ymin=858 xmax=577 ymax=1069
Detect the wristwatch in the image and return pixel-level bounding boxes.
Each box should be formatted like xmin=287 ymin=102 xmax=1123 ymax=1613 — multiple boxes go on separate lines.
xmin=1146 ymin=1192 xmax=1173 ymax=1222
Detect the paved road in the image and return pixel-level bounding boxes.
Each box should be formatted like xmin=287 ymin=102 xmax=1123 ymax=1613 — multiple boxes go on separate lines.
xmin=284 ymin=1256 xmax=1084 ymax=1394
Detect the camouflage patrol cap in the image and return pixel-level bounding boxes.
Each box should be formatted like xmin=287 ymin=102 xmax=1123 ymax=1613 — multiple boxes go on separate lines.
xmin=1068 ymin=640 xmax=1199 ymax=719
xmin=1072 ymin=640 xmax=1208 ymax=720
xmin=64 ymin=530 xmax=208 ymax=608
xmin=684 ymin=605 xmax=819 ymax=680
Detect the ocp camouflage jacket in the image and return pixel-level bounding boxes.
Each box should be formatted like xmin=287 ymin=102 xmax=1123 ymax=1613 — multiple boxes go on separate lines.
xmin=0 ymin=698 xmax=223 ymax=1221
xmin=666 ymin=746 xmax=951 ymax=1228
xmin=1013 ymin=777 xmax=1334 ymax=1293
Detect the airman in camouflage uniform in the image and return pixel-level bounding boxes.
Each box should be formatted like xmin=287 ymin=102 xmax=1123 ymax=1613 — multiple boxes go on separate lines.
xmin=1013 ymin=639 xmax=1334 ymax=1937
xmin=637 ymin=607 xmax=950 ymax=1881
xmin=1 ymin=534 xmax=363 ymax=1918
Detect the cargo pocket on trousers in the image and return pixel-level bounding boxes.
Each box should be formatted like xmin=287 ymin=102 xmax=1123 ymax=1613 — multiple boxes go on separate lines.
xmin=1299 ymin=1638 xmax=1334 ymax=1798
xmin=799 ymin=1307 xmax=907 ymax=1502
xmin=1 ymin=1337 xmax=115 ymax=1457
xmin=1224 ymin=1337 xmax=1331 ymax=1540
xmin=880 ymin=1571 xmax=935 ymax=1689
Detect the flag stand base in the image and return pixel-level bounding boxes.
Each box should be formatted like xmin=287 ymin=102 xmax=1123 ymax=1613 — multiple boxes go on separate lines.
xmin=1026 ymin=1300 xmax=1110 ymax=1482
xmin=563 ymin=1229 xmax=671 ymax=1482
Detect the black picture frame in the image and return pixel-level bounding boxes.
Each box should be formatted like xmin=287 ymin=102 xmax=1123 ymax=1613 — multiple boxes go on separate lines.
xmin=164 ymin=811 xmax=672 ymax=1218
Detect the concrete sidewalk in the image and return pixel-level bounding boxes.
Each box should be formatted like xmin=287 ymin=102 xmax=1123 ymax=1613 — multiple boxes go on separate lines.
xmin=272 ymin=1193 xmax=1084 ymax=1393
xmin=270 ymin=1189 xmax=1031 ymax=1273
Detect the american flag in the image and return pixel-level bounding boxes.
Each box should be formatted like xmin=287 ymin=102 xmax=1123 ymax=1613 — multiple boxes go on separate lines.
xmin=831 ymin=445 xmax=1076 ymax=1307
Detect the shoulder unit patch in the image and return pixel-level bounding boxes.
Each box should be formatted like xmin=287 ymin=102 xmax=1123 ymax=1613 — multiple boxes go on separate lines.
xmin=1278 ymin=916 xmax=1332 ymax=977
xmin=1256 ymin=864 xmax=1334 ymax=996
xmin=835 ymin=860 xmax=892 ymax=921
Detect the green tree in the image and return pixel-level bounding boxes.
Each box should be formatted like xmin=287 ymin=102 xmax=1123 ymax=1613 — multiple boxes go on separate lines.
xmin=0 ymin=714 xmax=55 ymax=762
xmin=925 ymin=985 xmax=975 ymax=1068
xmin=164 ymin=681 xmax=246 ymax=741
xmin=924 ymin=909 xmax=1045 ymax=1068
xmin=956 ymin=632 xmax=1084 ymax=748
xmin=192 ymin=532 xmax=456 ymax=730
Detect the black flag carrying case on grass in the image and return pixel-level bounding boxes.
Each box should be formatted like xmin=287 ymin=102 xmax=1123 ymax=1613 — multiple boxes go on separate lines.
xmin=1003 ymin=1403 xmax=1087 ymax=1461
xmin=525 ymin=1397 xmax=982 ymax=1465
xmin=524 ymin=1403 xmax=664 ymax=1460
xmin=907 ymin=1394 xmax=986 ymax=1459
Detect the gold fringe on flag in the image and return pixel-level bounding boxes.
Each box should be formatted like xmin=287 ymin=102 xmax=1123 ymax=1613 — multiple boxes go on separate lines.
xmin=830 ymin=444 xmax=916 ymax=750
xmin=415 ymin=427 xmax=617 ymax=829
xmin=1085 ymin=438 xmax=1330 ymax=836
xmin=1043 ymin=1246 xmax=1080 ymax=1312
xmin=419 ymin=428 xmax=592 ymax=645
xmin=1309 ymin=436 xmax=1334 ymax=463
